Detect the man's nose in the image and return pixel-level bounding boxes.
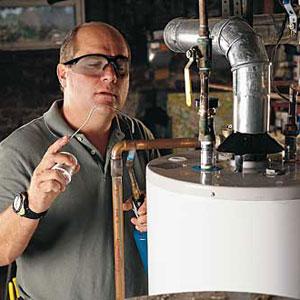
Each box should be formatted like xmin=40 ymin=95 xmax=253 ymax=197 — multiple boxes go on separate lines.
xmin=101 ymin=63 xmax=118 ymax=83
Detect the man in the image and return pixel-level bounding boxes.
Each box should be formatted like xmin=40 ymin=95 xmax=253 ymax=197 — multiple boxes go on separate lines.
xmin=0 ymin=22 xmax=154 ymax=299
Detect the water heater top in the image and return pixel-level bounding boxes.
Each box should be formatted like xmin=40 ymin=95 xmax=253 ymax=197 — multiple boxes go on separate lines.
xmin=147 ymin=151 xmax=300 ymax=201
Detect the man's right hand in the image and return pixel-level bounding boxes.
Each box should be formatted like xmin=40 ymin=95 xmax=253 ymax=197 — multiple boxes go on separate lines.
xmin=27 ymin=136 xmax=79 ymax=213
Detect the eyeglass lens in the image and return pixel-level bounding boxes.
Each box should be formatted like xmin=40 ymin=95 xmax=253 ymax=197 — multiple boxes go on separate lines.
xmin=71 ymin=55 xmax=129 ymax=77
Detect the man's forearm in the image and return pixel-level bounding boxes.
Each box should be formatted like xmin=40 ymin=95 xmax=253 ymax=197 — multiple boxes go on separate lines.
xmin=0 ymin=206 xmax=39 ymax=266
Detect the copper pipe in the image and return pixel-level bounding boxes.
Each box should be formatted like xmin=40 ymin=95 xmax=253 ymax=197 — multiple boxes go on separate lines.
xmin=270 ymin=92 xmax=292 ymax=101
xmin=208 ymin=82 xmax=295 ymax=101
xmin=111 ymin=138 xmax=199 ymax=160
xmin=271 ymin=80 xmax=297 ymax=87
xmin=209 ymin=83 xmax=233 ymax=92
xmin=199 ymin=0 xmax=208 ymax=37
xmin=111 ymin=137 xmax=199 ymax=300
xmin=112 ymin=175 xmax=125 ymax=300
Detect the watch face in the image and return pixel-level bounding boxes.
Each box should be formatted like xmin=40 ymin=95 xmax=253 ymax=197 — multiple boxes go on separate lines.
xmin=13 ymin=194 xmax=25 ymax=215
xmin=13 ymin=194 xmax=22 ymax=211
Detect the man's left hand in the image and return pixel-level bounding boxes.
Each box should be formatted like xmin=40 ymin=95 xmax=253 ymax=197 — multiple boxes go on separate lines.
xmin=130 ymin=199 xmax=147 ymax=232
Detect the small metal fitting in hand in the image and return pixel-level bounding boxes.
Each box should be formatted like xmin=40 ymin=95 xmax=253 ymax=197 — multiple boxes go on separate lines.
xmin=52 ymin=152 xmax=78 ymax=184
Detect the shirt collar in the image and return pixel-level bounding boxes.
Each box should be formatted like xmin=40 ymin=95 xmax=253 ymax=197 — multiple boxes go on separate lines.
xmin=43 ymin=99 xmax=125 ymax=142
xmin=43 ymin=99 xmax=73 ymax=138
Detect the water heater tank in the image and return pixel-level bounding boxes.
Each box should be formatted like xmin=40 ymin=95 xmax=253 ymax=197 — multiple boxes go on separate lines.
xmin=146 ymin=151 xmax=300 ymax=299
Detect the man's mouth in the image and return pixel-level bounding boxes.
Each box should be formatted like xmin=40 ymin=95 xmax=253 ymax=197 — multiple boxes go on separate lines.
xmin=97 ymin=91 xmax=116 ymax=96
xmin=94 ymin=92 xmax=118 ymax=103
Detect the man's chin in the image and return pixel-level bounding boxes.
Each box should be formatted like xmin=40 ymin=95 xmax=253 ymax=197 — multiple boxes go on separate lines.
xmin=93 ymin=103 xmax=117 ymax=115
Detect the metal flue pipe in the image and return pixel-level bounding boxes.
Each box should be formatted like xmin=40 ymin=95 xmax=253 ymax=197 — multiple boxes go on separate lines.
xmin=111 ymin=138 xmax=199 ymax=300
xmin=211 ymin=17 xmax=270 ymax=134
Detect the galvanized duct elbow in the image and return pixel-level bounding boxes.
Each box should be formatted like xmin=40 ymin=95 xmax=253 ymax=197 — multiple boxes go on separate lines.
xmin=164 ymin=18 xmax=201 ymax=53
xmin=211 ymin=17 xmax=270 ymax=134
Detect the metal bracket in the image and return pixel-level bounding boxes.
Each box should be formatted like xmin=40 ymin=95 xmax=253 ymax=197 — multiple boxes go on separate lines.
xmin=222 ymin=0 xmax=230 ymax=17
xmin=283 ymin=0 xmax=298 ymax=37
xmin=233 ymin=0 xmax=242 ymax=17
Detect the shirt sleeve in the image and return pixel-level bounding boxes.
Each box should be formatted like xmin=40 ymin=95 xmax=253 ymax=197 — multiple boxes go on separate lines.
xmin=0 ymin=140 xmax=32 ymax=212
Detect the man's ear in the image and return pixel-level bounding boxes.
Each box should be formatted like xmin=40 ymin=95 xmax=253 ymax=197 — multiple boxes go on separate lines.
xmin=57 ymin=64 xmax=67 ymax=88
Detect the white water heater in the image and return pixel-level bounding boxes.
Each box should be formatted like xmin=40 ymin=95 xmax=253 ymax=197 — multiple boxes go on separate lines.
xmin=146 ymin=151 xmax=300 ymax=299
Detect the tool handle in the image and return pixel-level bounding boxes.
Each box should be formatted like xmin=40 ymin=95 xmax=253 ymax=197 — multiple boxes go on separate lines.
xmin=133 ymin=230 xmax=148 ymax=272
xmin=132 ymin=193 xmax=145 ymax=218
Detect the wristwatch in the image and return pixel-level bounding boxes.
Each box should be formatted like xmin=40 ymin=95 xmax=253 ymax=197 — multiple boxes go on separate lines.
xmin=12 ymin=192 xmax=47 ymax=219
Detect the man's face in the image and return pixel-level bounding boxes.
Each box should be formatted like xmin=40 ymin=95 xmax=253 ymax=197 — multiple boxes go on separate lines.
xmin=59 ymin=25 xmax=130 ymax=116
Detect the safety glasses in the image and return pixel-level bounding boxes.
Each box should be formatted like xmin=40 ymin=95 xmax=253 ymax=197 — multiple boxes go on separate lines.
xmin=63 ymin=53 xmax=130 ymax=78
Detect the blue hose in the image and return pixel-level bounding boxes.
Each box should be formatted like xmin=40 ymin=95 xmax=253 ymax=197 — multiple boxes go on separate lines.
xmin=133 ymin=230 xmax=148 ymax=272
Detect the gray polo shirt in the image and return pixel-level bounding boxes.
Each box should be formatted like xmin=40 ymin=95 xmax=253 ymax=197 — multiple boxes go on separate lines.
xmin=0 ymin=100 xmax=156 ymax=300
